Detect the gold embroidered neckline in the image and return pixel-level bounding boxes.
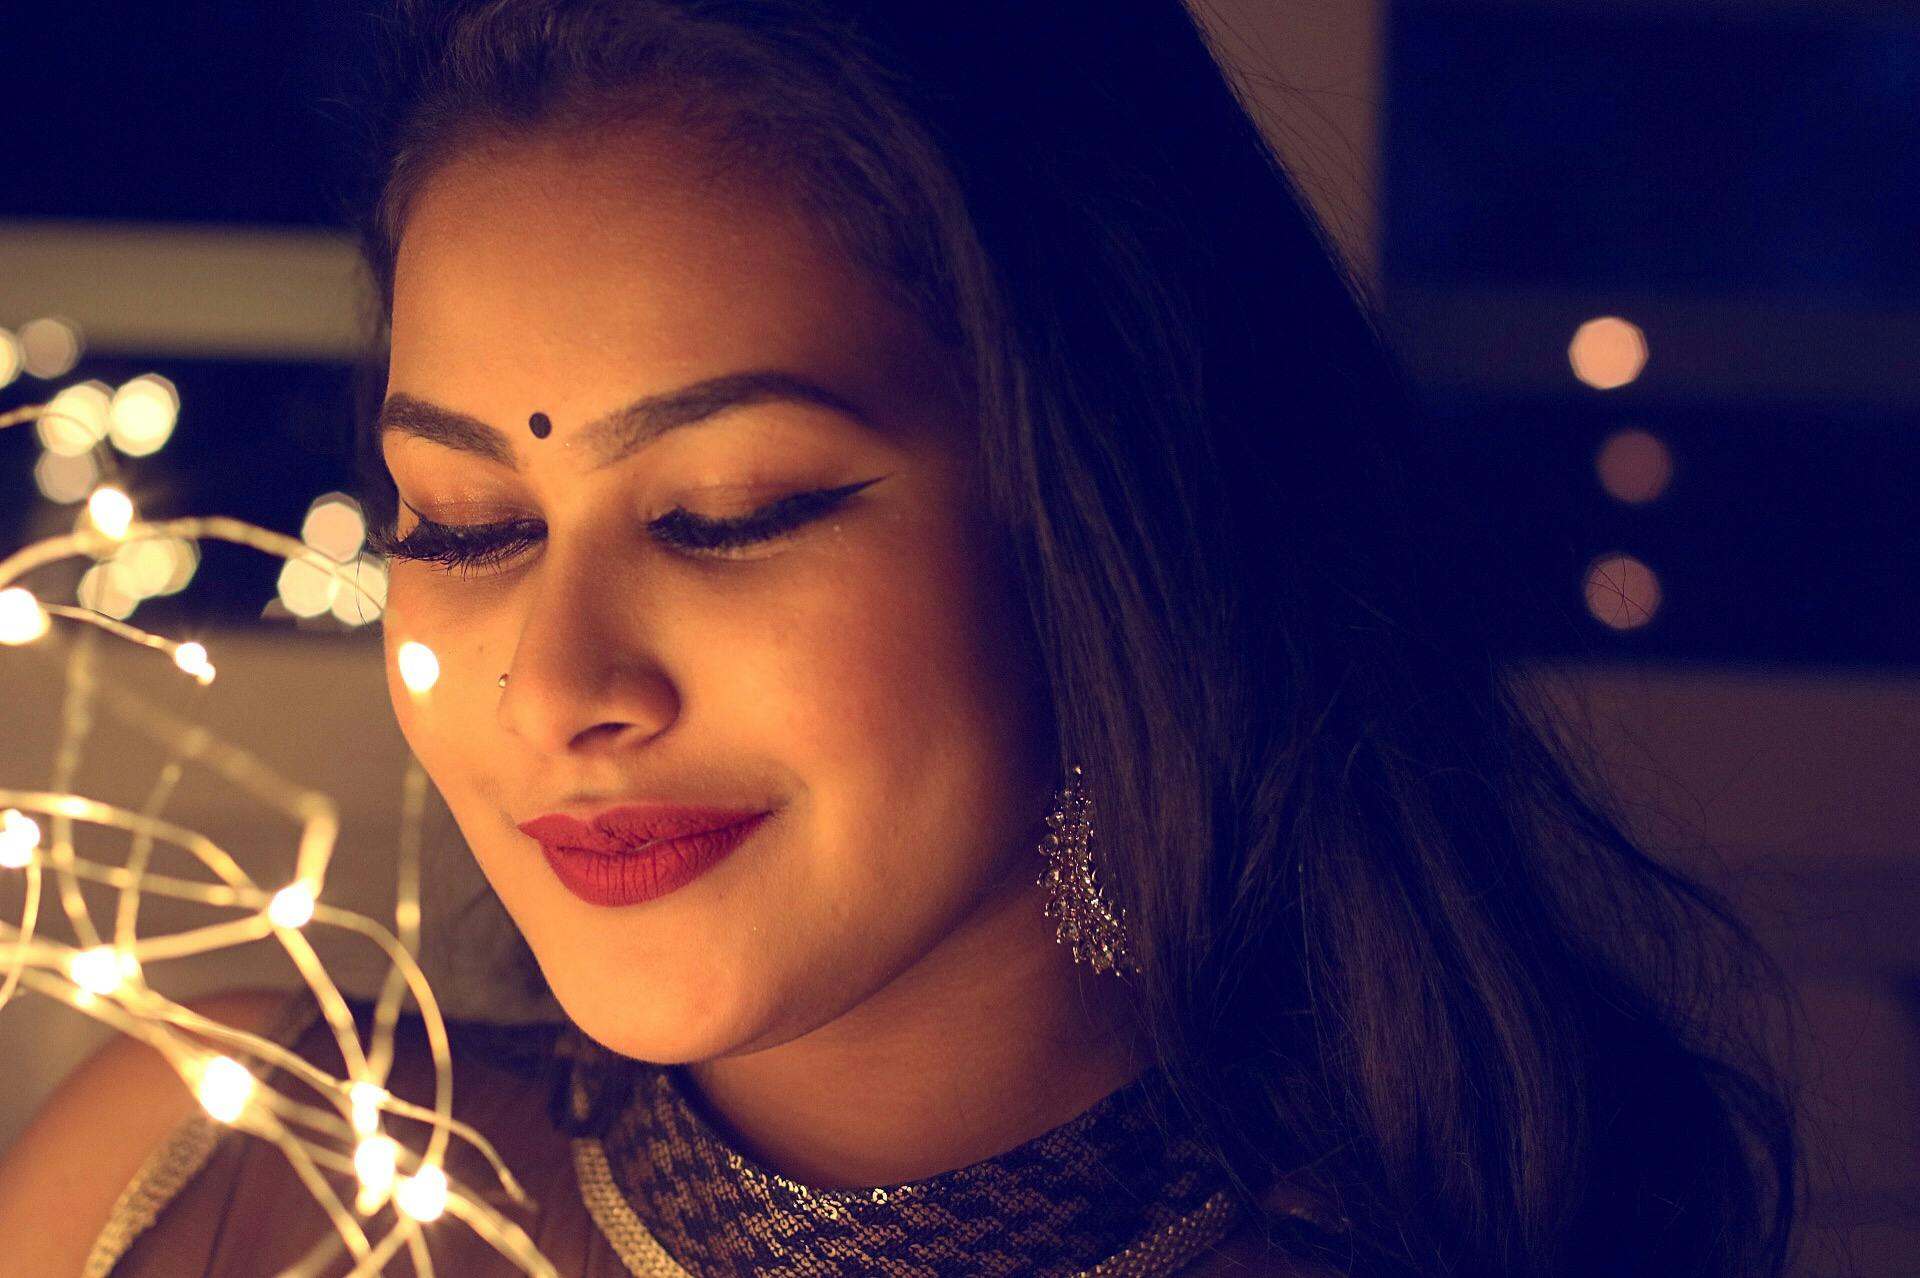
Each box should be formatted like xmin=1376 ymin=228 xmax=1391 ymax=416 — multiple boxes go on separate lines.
xmin=567 ymin=1056 xmax=1247 ymax=1278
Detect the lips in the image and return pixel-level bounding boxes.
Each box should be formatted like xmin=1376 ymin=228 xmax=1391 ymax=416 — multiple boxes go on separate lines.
xmin=516 ymin=805 xmax=770 ymax=908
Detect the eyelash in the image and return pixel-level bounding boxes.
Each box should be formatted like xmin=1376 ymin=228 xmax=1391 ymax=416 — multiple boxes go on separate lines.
xmin=367 ymin=478 xmax=882 ymax=573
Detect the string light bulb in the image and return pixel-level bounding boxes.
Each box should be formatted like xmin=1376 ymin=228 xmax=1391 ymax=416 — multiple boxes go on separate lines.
xmin=87 ymin=485 xmax=135 ymax=540
xmin=396 ymin=641 xmax=440 ymax=694
xmin=395 ymin=1163 xmax=449 ymax=1223
xmin=350 ymin=1081 xmax=389 ymax=1137
xmin=0 ymin=587 xmax=51 ymax=645
xmin=267 ymin=882 xmax=317 ymax=929
xmin=171 ymin=640 xmax=216 ymax=685
xmin=66 ymin=945 xmax=138 ymax=996
xmin=195 ymin=1055 xmax=258 ymax=1124
xmin=0 ymin=808 xmax=40 ymax=869
xmin=354 ymin=1134 xmax=401 ymax=1214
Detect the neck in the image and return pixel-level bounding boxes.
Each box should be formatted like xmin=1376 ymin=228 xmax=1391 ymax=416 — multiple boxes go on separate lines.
xmin=682 ymin=874 xmax=1146 ymax=1188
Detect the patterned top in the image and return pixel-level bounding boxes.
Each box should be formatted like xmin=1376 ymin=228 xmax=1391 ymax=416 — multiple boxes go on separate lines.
xmin=88 ymin=991 xmax=1348 ymax=1277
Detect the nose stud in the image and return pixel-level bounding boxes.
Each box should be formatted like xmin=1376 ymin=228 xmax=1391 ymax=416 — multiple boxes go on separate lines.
xmin=497 ymin=672 xmax=508 ymax=689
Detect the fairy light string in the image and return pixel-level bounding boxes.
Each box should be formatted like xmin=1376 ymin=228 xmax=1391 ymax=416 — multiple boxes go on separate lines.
xmin=0 ymin=398 xmax=560 ymax=1276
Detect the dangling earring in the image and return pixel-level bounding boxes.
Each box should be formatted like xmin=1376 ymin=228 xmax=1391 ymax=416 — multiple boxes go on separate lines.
xmin=1037 ymin=765 xmax=1139 ymax=975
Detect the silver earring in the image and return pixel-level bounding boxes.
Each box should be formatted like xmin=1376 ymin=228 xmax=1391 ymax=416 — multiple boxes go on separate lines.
xmin=497 ymin=672 xmax=508 ymax=689
xmin=1037 ymin=765 xmax=1139 ymax=975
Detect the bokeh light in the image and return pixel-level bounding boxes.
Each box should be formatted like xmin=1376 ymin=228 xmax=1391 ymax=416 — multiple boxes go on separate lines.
xmin=302 ymin=493 xmax=366 ymax=564
xmin=397 ymin=641 xmax=440 ymax=694
xmin=78 ymin=562 xmax=140 ymax=620
xmin=110 ymin=536 xmax=198 ymax=600
xmin=0 ymin=587 xmax=52 ymax=645
xmin=1595 ymin=427 xmax=1674 ymax=505
xmin=1583 ymin=552 xmax=1662 ymax=630
xmin=276 ymin=551 xmax=339 ymax=619
xmin=1569 ymin=316 xmax=1649 ymax=390
xmin=108 ymin=374 xmax=181 ymax=457
xmin=330 ymin=554 xmax=389 ymax=627
xmin=87 ymin=485 xmax=135 ymax=540
xmin=195 ymin=1056 xmax=257 ymax=1124
xmin=18 ymin=316 xmax=83 ymax=380
xmin=0 ymin=329 xmax=21 ymax=390
xmin=33 ymin=449 xmax=99 ymax=504
xmin=0 ymin=809 xmax=40 ymax=870
xmin=37 ymin=381 xmax=112 ymax=456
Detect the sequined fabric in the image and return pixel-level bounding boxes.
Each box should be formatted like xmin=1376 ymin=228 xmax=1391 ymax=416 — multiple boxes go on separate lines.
xmin=572 ymin=1055 xmax=1248 ymax=1278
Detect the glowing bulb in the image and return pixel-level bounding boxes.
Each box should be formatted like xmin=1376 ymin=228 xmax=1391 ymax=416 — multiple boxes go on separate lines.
xmin=67 ymin=945 xmax=133 ymax=996
xmin=354 ymin=1134 xmax=400 ymax=1213
xmin=394 ymin=1163 xmax=448 ymax=1222
xmin=397 ymin=641 xmax=440 ymax=694
xmin=276 ymin=552 xmax=338 ymax=618
xmin=37 ymin=381 xmax=111 ymax=456
xmin=87 ymin=485 xmax=135 ymax=539
xmin=350 ymin=1082 xmax=388 ymax=1137
xmin=1569 ymin=316 xmax=1649 ymax=391
xmin=19 ymin=316 xmax=82 ymax=379
xmin=268 ymin=882 xmax=317 ymax=929
xmin=172 ymin=641 xmax=216 ymax=685
xmin=107 ymin=374 xmax=180 ymax=456
xmin=196 ymin=1055 xmax=257 ymax=1124
xmin=0 ymin=809 xmax=41 ymax=869
xmin=0 ymin=588 xmax=51 ymax=645
xmin=302 ymin=494 xmax=366 ymax=564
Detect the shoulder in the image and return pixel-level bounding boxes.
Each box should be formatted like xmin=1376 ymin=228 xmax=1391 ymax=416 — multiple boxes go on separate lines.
xmin=0 ymin=987 xmax=297 ymax=1278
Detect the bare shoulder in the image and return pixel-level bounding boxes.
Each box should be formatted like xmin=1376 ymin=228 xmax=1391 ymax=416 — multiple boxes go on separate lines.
xmin=0 ymin=987 xmax=297 ymax=1278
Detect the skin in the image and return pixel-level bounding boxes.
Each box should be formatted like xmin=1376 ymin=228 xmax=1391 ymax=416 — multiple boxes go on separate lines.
xmin=379 ymin=118 xmax=1147 ymax=1188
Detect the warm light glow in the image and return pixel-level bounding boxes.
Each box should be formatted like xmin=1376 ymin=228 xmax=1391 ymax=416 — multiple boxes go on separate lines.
xmin=1569 ymin=316 xmax=1649 ymax=390
xmin=1595 ymin=427 xmax=1674 ymax=505
xmin=1583 ymin=552 xmax=1662 ymax=630
xmin=196 ymin=1055 xmax=258 ymax=1124
xmin=33 ymin=448 xmax=99 ymax=504
xmin=87 ymin=485 xmax=135 ymax=539
xmin=18 ymin=316 xmax=82 ymax=379
xmin=67 ymin=945 xmax=135 ymax=996
xmin=0 ymin=328 xmax=21 ymax=389
xmin=171 ymin=641 xmax=216 ymax=685
xmin=0 ymin=587 xmax=52 ymax=645
xmin=302 ymin=494 xmax=367 ymax=564
xmin=397 ymin=641 xmax=440 ymax=694
xmin=330 ymin=555 xmax=389 ymax=627
xmin=0 ymin=809 xmax=41 ymax=869
xmin=37 ymin=381 xmax=111 ymax=456
xmin=268 ymin=882 xmax=317 ymax=929
xmin=77 ymin=563 xmax=140 ymax=621
xmin=276 ymin=551 xmax=338 ymax=619
xmin=110 ymin=536 xmax=198 ymax=601
xmin=395 ymin=1163 xmax=449 ymax=1222
xmin=108 ymin=374 xmax=181 ymax=457
xmin=350 ymin=1082 xmax=388 ymax=1137
xmin=354 ymin=1134 xmax=400 ymax=1214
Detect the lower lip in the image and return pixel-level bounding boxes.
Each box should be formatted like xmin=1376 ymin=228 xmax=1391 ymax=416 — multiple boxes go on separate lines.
xmin=536 ymin=813 xmax=769 ymax=908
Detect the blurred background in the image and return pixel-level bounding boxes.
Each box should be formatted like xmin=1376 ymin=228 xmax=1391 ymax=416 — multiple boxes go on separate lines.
xmin=0 ymin=1 xmax=1914 ymax=1273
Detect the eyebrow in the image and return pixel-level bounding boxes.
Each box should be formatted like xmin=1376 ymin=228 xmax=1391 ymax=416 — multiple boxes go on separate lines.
xmin=376 ymin=371 xmax=868 ymax=468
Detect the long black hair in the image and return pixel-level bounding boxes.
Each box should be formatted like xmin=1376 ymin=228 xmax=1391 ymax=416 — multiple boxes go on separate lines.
xmin=348 ymin=3 xmax=1802 ymax=1274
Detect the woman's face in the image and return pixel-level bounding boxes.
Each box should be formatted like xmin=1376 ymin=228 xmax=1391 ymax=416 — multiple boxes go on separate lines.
xmin=381 ymin=121 xmax=1056 ymax=1064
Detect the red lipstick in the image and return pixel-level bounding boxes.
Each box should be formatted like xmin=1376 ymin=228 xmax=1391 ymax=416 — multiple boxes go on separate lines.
xmin=516 ymin=805 xmax=770 ymax=908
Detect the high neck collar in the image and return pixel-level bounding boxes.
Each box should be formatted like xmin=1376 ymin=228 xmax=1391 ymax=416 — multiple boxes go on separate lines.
xmin=566 ymin=1053 xmax=1247 ymax=1278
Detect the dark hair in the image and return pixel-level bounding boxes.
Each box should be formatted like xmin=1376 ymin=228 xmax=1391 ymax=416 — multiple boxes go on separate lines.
xmin=351 ymin=3 xmax=1802 ymax=1274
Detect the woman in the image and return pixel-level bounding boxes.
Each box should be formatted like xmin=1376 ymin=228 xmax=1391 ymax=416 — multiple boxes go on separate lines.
xmin=7 ymin=2 xmax=1800 ymax=1275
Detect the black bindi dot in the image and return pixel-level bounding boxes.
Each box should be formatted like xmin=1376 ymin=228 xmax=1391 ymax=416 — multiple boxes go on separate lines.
xmin=528 ymin=412 xmax=553 ymax=440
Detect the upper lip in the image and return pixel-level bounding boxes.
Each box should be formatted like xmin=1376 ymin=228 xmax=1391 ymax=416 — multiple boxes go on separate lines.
xmin=516 ymin=804 xmax=769 ymax=855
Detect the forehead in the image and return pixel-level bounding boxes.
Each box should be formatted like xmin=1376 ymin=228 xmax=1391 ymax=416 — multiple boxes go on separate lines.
xmin=388 ymin=120 xmax=928 ymax=405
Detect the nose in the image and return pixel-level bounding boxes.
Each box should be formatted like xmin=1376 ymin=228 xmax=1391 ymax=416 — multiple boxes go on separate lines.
xmin=495 ymin=552 xmax=678 ymax=756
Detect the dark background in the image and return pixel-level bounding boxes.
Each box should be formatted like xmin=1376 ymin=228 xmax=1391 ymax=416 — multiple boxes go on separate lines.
xmin=1 ymin=0 xmax=1915 ymax=665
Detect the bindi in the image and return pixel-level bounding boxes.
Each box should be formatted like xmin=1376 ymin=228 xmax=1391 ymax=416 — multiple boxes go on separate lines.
xmin=528 ymin=411 xmax=553 ymax=439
